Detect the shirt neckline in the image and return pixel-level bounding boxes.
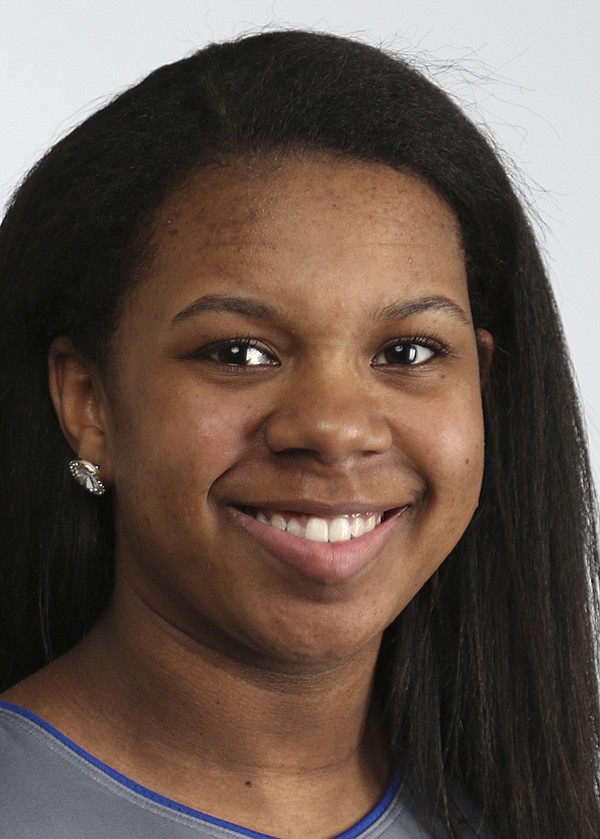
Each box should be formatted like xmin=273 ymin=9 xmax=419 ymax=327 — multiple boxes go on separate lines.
xmin=0 ymin=698 xmax=402 ymax=839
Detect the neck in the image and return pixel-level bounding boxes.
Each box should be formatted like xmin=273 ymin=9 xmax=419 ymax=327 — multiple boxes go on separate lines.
xmin=15 ymin=578 xmax=393 ymax=837
xmin=88 ymin=581 xmax=386 ymax=772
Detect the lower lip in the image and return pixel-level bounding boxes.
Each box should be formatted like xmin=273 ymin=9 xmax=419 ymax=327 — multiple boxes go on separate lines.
xmin=228 ymin=506 xmax=408 ymax=583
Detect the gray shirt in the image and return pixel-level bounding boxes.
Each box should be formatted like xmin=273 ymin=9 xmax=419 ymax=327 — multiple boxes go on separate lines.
xmin=0 ymin=701 xmax=481 ymax=838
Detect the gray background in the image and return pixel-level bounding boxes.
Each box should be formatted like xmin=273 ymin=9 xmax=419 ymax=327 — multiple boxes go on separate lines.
xmin=2 ymin=0 xmax=598 ymax=484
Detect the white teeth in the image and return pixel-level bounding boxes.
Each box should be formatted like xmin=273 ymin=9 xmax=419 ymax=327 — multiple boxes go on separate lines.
xmin=329 ymin=517 xmax=351 ymax=542
xmin=305 ymin=517 xmax=329 ymax=542
xmin=350 ymin=517 xmax=366 ymax=538
xmin=253 ymin=510 xmax=384 ymax=542
xmin=286 ymin=518 xmax=305 ymax=538
xmin=365 ymin=515 xmax=378 ymax=533
xmin=270 ymin=514 xmax=287 ymax=531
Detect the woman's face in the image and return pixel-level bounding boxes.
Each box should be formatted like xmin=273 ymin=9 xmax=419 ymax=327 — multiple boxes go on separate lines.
xmin=97 ymin=156 xmax=489 ymax=666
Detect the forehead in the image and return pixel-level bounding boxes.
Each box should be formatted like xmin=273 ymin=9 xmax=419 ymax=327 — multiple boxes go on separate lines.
xmin=126 ymin=154 xmax=467 ymax=327
xmin=154 ymin=155 xmax=460 ymax=249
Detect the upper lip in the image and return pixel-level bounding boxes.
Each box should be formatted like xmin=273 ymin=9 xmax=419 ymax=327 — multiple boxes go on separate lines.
xmin=231 ymin=500 xmax=410 ymax=517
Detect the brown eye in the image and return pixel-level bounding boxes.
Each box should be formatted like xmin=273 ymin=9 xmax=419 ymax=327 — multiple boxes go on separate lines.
xmin=198 ymin=339 xmax=278 ymax=368
xmin=372 ymin=341 xmax=436 ymax=366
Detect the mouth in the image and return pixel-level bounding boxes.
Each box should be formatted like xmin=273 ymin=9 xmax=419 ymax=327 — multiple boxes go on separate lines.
xmin=230 ymin=503 xmax=409 ymax=583
xmin=238 ymin=507 xmax=385 ymax=543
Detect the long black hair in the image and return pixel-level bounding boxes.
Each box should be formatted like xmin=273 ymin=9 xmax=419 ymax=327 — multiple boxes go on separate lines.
xmin=0 ymin=30 xmax=598 ymax=838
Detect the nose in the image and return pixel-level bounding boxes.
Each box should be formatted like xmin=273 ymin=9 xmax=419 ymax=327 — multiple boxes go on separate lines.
xmin=264 ymin=365 xmax=393 ymax=466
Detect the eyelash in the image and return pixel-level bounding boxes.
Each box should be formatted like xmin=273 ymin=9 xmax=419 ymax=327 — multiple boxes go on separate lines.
xmin=371 ymin=334 xmax=451 ymax=368
xmin=191 ymin=333 xmax=452 ymax=373
xmin=191 ymin=336 xmax=278 ymax=370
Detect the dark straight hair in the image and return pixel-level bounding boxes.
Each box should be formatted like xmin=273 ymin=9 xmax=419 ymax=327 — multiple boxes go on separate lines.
xmin=0 ymin=30 xmax=598 ymax=838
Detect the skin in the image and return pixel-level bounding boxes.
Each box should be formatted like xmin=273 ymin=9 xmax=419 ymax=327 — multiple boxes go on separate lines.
xmin=4 ymin=156 xmax=492 ymax=838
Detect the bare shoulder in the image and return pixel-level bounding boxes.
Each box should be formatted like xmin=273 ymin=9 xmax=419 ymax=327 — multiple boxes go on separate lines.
xmin=1 ymin=658 xmax=77 ymax=721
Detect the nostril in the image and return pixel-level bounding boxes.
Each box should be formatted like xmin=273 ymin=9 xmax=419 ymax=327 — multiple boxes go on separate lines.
xmin=263 ymin=397 xmax=393 ymax=463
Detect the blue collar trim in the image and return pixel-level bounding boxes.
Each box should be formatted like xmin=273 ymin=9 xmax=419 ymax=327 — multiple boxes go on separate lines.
xmin=0 ymin=699 xmax=401 ymax=838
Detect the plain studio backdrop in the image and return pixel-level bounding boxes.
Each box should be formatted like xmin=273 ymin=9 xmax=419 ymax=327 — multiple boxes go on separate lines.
xmin=2 ymin=0 xmax=599 ymax=486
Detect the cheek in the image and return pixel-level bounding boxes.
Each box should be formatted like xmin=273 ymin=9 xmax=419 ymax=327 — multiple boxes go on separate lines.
xmin=407 ymin=389 xmax=485 ymax=515
xmin=387 ymin=393 xmax=484 ymax=605
xmin=108 ymin=386 xmax=259 ymax=575
xmin=110 ymin=383 xmax=258 ymax=497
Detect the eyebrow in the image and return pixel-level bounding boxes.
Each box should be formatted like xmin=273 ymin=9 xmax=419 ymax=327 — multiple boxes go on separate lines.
xmin=171 ymin=294 xmax=278 ymax=326
xmin=171 ymin=292 xmax=471 ymax=327
xmin=375 ymin=295 xmax=471 ymax=326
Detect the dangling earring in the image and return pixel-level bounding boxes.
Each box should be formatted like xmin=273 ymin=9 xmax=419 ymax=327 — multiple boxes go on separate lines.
xmin=68 ymin=459 xmax=106 ymax=496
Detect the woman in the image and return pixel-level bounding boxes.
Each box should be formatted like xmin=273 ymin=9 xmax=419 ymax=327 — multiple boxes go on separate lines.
xmin=0 ymin=30 xmax=598 ymax=838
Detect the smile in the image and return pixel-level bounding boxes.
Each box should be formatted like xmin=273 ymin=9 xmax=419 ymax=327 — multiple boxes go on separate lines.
xmin=231 ymin=504 xmax=408 ymax=583
xmin=247 ymin=509 xmax=383 ymax=543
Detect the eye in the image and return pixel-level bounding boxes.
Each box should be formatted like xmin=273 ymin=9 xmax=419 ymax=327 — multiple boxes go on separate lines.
xmin=372 ymin=339 xmax=439 ymax=367
xmin=195 ymin=338 xmax=278 ymax=368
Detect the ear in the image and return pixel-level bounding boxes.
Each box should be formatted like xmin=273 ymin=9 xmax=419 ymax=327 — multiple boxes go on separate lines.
xmin=475 ymin=328 xmax=494 ymax=390
xmin=48 ymin=336 xmax=114 ymax=485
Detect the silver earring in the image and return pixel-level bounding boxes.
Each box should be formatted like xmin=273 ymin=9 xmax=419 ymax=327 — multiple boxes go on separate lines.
xmin=68 ymin=459 xmax=106 ymax=496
